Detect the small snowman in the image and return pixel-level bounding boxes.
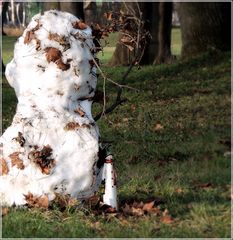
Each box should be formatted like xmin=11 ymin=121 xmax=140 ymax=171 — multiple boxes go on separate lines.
xmin=1 ymin=10 xmax=117 ymax=210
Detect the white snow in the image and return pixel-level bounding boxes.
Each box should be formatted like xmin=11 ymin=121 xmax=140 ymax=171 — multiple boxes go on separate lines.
xmin=1 ymin=10 xmax=102 ymax=206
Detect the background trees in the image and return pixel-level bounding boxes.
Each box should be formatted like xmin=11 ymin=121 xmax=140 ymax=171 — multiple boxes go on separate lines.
xmin=176 ymin=2 xmax=231 ymax=58
xmin=2 ymin=1 xmax=231 ymax=67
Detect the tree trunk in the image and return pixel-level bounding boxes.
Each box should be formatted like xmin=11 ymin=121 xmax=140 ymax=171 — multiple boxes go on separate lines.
xmin=140 ymin=2 xmax=159 ymax=65
xmin=108 ymin=2 xmax=136 ymax=66
xmin=42 ymin=2 xmax=60 ymax=12
xmin=109 ymin=2 xmax=173 ymax=66
xmin=154 ymin=2 xmax=173 ymax=64
xmin=84 ymin=1 xmax=97 ymax=25
xmin=109 ymin=39 xmax=132 ymax=66
xmin=177 ymin=2 xmax=231 ymax=58
xmin=60 ymin=2 xmax=84 ymax=20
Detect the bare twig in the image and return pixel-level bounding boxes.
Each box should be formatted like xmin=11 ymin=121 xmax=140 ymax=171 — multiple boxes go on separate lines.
xmin=88 ymin=2 xmax=150 ymax=120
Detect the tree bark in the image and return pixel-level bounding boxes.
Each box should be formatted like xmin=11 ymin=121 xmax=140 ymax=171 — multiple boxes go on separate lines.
xmin=177 ymin=2 xmax=231 ymax=58
xmin=154 ymin=2 xmax=173 ymax=64
xmin=42 ymin=2 xmax=60 ymax=12
xmin=140 ymin=2 xmax=159 ymax=65
xmin=108 ymin=2 xmax=136 ymax=66
xmin=60 ymin=2 xmax=84 ymax=20
xmin=109 ymin=2 xmax=173 ymax=66
xmin=84 ymin=1 xmax=97 ymax=25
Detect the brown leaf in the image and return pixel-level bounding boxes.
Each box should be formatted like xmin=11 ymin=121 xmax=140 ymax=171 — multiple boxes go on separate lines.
xmin=160 ymin=215 xmax=174 ymax=224
xmin=53 ymin=193 xmax=70 ymax=209
xmin=122 ymin=204 xmax=144 ymax=216
xmin=1 ymin=158 xmax=9 ymax=175
xmin=37 ymin=195 xmax=49 ymax=209
xmin=35 ymin=39 xmax=41 ymax=51
xmin=2 ymin=207 xmax=9 ymax=216
xmin=24 ymin=192 xmax=49 ymax=209
xmin=55 ymin=58 xmax=70 ymax=71
xmin=175 ymin=188 xmax=184 ymax=193
xmin=142 ymin=200 xmax=155 ymax=212
xmin=24 ymin=31 xmax=35 ymax=44
xmin=74 ymin=108 xmax=85 ymax=117
xmin=148 ymin=207 xmax=161 ymax=216
xmin=45 ymin=47 xmax=62 ymax=63
xmin=198 ymin=182 xmax=213 ymax=189
xmin=12 ymin=132 xmax=25 ymax=147
xmin=104 ymin=12 xmax=113 ymax=21
xmin=131 ymin=201 xmax=143 ymax=209
xmin=131 ymin=207 xmax=144 ymax=216
xmin=64 ymin=122 xmax=80 ymax=131
xmin=82 ymin=123 xmax=92 ymax=129
xmin=154 ymin=123 xmax=164 ymax=131
xmin=48 ymin=33 xmax=66 ymax=45
xmin=72 ymin=21 xmax=87 ymax=30
xmin=9 ymin=152 xmax=25 ymax=170
xmin=28 ymin=145 xmax=55 ymax=175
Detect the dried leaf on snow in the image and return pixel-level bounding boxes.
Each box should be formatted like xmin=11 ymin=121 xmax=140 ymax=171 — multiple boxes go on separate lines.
xmin=72 ymin=21 xmax=87 ymax=30
xmin=55 ymin=58 xmax=70 ymax=71
xmin=9 ymin=152 xmax=25 ymax=170
xmin=28 ymin=145 xmax=55 ymax=175
xmin=1 ymin=158 xmax=9 ymax=175
xmin=12 ymin=132 xmax=25 ymax=147
xmin=24 ymin=192 xmax=49 ymax=209
xmin=45 ymin=47 xmax=62 ymax=63
xmin=64 ymin=122 xmax=80 ymax=131
xmin=74 ymin=108 xmax=85 ymax=117
xmin=24 ymin=31 xmax=36 ymax=44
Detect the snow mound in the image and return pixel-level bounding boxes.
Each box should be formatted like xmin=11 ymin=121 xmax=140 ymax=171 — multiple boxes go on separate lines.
xmin=1 ymin=10 xmax=102 ymax=206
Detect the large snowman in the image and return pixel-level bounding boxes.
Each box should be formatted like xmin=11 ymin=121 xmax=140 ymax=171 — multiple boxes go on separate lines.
xmin=1 ymin=10 xmax=117 ymax=208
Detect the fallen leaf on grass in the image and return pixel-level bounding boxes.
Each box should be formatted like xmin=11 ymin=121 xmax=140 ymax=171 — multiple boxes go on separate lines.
xmin=160 ymin=215 xmax=174 ymax=224
xmin=153 ymin=123 xmax=164 ymax=131
xmin=52 ymin=193 xmax=79 ymax=210
xmin=142 ymin=200 xmax=155 ymax=212
xmin=122 ymin=200 xmax=161 ymax=217
xmin=197 ymin=182 xmax=213 ymax=189
xmin=160 ymin=208 xmax=174 ymax=224
xmin=175 ymin=188 xmax=184 ymax=193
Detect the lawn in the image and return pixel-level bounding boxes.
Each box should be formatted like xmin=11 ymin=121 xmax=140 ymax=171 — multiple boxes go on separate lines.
xmin=1 ymin=29 xmax=231 ymax=238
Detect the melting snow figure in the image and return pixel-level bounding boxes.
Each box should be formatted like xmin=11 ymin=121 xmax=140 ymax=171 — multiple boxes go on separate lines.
xmin=0 ymin=10 xmax=117 ymax=209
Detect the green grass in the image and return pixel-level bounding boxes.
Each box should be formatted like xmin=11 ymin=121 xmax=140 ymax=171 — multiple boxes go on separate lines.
xmin=2 ymin=33 xmax=231 ymax=238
